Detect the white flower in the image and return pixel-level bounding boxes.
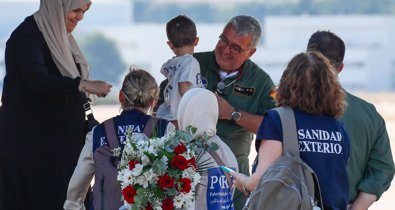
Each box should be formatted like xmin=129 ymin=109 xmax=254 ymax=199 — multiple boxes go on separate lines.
xmin=153 ymin=206 xmax=162 ymax=210
xmin=173 ymin=191 xmax=195 ymax=209
xmin=192 ymin=172 xmax=201 ymax=187
xmin=141 ymin=154 xmax=151 ymax=165
xmin=157 ymin=136 xmax=166 ymax=147
xmin=144 ymin=169 xmax=158 ymax=184
xmin=182 ymin=153 xmax=191 ymax=160
xmin=117 ymin=168 xmax=134 ymax=188
xmin=135 ymin=135 xmax=148 ymax=146
xmin=183 ymin=191 xmax=195 ymax=208
xmin=173 ymin=194 xmax=184 ymax=209
xmin=132 ymin=163 xmax=143 ymax=176
xmin=147 ymin=144 xmax=157 ymax=154
xmin=117 ymin=129 xmax=208 ymax=209
xmin=132 ymin=133 xmax=149 ymax=142
xmin=112 ymin=147 xmax=122 ymax=157
xmin=136 ymin=174 xmax=149 ymax=188
xmin=182 ymin=167 xmax=197 ymax=179
xmin=181 ymin=166 xmax=201 ymax=187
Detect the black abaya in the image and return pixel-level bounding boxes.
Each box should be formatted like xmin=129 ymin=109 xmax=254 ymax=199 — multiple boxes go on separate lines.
xmin=0 ymin=16 xmax=87 ymax=210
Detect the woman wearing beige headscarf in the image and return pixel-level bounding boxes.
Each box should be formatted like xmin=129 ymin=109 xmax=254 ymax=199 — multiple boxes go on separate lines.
xmin=178 ymin=88 xmax=239 ymax=210
xmin=0 ymin=0 xmax=111 ymax=209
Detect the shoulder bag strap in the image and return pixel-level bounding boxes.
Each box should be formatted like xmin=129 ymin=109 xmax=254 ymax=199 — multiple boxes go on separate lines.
xmin=273 ymin=106 xmax=299 ymax=157
xmin=143 ymin=116 xmax=159 ymax=137
xmin=103 ymin=118 xmax=121 ymax=149
xmin=274 ymin=106 xmax=324 ymax=209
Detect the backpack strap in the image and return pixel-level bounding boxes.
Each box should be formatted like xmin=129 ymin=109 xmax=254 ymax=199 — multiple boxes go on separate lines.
xmin=103 ymin=118 xmax=121 ymax=149
xmin=274 ymin=106 xmax=324 ymax=209
xmin=206 ymin=145 xmax=233 ymax=189
xmin=143 ymin=116 xmax=159 ymax=137
xmin=273 ymin=106 xmax=299 ymax=157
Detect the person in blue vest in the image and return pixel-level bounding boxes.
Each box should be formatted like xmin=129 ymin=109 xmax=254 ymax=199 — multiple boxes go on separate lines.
xmin=64 ymin=68 xmax=175 ymax=210
xmin=230 ymin=51 xmax=350 ymax=210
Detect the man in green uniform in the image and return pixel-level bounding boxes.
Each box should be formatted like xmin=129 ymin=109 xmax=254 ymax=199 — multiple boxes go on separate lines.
xmin=194 ymin=15 xmax=276 ymax=209
xmin=307 ymin=30 xmax=395 ymax=210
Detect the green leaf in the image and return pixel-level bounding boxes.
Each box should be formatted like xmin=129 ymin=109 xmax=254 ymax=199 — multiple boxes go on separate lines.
xmin=152 ymin=185 xmax=165 ymax=198
xmin=208 ymin=142 xmax=219 ymax=152
xmin=152 ymin=159 xmax=166 ymax=176
xmin=188 ymin=126 xmax=197 ymax=135
xmin=136 ymin=188 xmax=146 ymax=195
xmin=133 ymin=195 xmax=142 ymax=204
xmin=130 ymin=204 xmax=139 ymax=210
xmin=165 ymin=187 xmax=178 ymax=197
xmin=168 ymin=169 xmax=181 ymax=178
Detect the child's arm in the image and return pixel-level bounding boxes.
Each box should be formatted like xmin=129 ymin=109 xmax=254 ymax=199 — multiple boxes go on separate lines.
xmin=179 ymin=81 xmax=193 ymax=96
xmin=64 ymin=132 xmax=95 ymax=209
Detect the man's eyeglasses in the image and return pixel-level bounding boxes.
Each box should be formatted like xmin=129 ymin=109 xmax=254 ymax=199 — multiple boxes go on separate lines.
xmin=218 ymin=34 xmax=249 ymax=54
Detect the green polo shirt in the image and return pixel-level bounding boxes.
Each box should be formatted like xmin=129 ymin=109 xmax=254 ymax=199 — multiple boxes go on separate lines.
xmin=194 ymin=51 xmax=275 ymax=167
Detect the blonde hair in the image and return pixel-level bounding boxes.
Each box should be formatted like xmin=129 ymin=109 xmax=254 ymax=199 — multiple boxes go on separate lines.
xmin=276 ymin=51 xmax=346 ymax=118
xmin=121 ymin=67 xmax=158 ymax=111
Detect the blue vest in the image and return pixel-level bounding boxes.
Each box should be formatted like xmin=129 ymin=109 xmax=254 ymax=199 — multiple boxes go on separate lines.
xmin=256 ymin=109 xmax=350 ymax=210
xmin=92 ymin=110 xmax=169 ymax=152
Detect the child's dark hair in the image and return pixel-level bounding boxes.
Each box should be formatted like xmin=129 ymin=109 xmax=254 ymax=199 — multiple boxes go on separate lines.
xmin=166 ymin=15 xmax=197 ymax=48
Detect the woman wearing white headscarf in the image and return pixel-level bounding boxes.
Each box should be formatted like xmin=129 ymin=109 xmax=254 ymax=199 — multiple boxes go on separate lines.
xmin=178 ymin=88 xmax=239 ymax=210
xmin=0 ymin=0 xmax=111 ymax=209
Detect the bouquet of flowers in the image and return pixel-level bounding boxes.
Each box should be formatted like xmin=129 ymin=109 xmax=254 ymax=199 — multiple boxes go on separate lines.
xmin=117 ymin=126 xmax=216 ymax=210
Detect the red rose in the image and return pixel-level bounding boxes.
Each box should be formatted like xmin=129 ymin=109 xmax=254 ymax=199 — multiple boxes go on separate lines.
xmin=177 ymin=178 xmax=192 ymax=193
xmin=122 ymin=185 xmax=137 ymax=204
xmin=170 ymin=155 xmax=189 ymax=170
xmin=158 ymin=174 xmax=174 ymax=189
xmin=189 ymin=157 xmax=197 ymax=169
xmin=128 ymin=160 xmax=139 ymax=170
xmin=174 ymin=144 xmax=187 ymax=154
xmin=162 ymin=198 xmax=174 ymax=210
xmin=146 ymin=203 xmax=153 ymax=210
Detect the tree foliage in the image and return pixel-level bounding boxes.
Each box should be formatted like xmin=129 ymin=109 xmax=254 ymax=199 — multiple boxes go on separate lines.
xmin=81 ymin=32 xmax=126 ymax=85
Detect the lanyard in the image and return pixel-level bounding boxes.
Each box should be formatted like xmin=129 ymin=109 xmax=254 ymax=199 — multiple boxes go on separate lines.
xmin=216 ymin=67 xmax=244 ymax=95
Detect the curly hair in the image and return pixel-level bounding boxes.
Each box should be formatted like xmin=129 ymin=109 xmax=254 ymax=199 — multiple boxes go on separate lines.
xmin=276 ymin=51 xmax=346 ymax=118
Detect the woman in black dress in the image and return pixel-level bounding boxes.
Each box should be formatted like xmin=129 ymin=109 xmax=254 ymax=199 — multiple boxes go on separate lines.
xmin=0 ymin=0 xmax=112 ymax=209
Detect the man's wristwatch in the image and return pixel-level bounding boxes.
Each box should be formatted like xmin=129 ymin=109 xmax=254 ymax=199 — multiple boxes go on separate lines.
xmin=231 ymin=108 xmax=242 ymax=122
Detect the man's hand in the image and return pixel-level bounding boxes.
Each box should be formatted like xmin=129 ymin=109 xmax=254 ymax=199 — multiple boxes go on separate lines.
xmin=214 ymin=91 xmax=263 ymax=133
xmin=215 ymin=92 xmax=234 ymax=120
xmin=348 ymin=192 xmax=377 ymax=210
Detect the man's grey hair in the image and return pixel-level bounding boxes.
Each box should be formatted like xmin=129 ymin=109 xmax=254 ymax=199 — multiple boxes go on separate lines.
xmin=226 ymin=15 xmax=262 ymax=48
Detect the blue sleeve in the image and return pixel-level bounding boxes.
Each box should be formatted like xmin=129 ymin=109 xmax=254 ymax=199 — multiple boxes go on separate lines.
xmin=255 ymin=109 xmax=283 ymax=152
